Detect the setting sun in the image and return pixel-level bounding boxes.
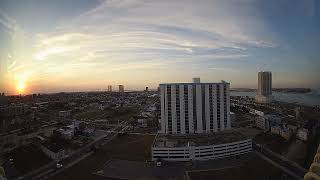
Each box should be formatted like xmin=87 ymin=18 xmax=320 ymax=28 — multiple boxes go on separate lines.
xmin=16 ymin=81 xmax=26 ymax=94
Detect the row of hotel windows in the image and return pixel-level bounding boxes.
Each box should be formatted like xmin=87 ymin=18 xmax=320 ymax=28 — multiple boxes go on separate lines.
xmin=165 ymin=84 xmax=228 ymax=133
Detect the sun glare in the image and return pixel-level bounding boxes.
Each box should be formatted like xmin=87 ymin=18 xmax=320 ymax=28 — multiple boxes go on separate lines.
xmin=16 ymin=81 xmax=26 ymax=94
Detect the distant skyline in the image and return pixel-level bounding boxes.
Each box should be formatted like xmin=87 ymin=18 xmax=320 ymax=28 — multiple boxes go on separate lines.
xmin=0 ymin=0 xmax=319 ymax=95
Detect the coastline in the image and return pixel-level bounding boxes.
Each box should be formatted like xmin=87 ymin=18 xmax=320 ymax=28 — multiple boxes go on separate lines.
xmin=231 ymin=88 xmax=313 ymax=94
xmin=230 ymin=89 xmax=320 ymax=107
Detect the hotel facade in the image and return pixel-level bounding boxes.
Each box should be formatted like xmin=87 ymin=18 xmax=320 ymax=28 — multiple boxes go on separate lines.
xmin=159 ymin=78 xmax=231 ymax=134
xmin=152 ymin=78 xmax=252 ymax=162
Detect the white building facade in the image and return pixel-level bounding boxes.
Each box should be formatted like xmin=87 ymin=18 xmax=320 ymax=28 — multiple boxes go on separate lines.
xmin=297 ymin=128 xmax=308 ymax=141
xmin=159 ymin=79 xmax=231 ymax=134
xmin=152 ymin=139 xmax=252 ymax=161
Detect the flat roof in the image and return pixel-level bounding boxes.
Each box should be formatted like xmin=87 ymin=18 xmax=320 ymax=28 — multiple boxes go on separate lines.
xmin=153 ymin=130 xmax=249 ymax=148
xmin=159 ymin=82 xmax=230 ymax=86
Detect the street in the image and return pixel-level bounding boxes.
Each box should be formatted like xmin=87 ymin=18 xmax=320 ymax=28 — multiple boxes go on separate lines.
xmin=16 ymin=121 xmax=129 ymax=180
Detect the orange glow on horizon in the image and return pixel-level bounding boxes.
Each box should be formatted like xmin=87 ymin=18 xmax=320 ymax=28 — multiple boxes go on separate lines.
xmin=16 ymin=81 xmax=26 ymax=94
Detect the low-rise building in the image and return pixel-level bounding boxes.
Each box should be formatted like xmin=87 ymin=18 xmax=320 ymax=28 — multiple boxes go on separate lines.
xmin=151 ymin=131 xmax=252 ymax=162
xmin=255 ymin=116 xmax=270 ymax=132
xmin=270 ymin=124 xmax=294 ymax=140
xmin=280 ymin=128 xmax=292 ymax=140
xmin=297 ymin=128 xmax=308 ymax=141
xmin=59 ymin=110 xmax=71 ymax=120
xmin=60 ymin=127 xmax=74 ymax=140
xmin=54 ymin=120 xmax=80 ymax=140
xmin=271 ymin=126 xmax=281 ymax=135
xmin=230 ymin=112 xmax=236 ymax=126
xmin=0 ymin=104 xmax=29 ymax=117
xmin=255 ymin=114 xmax=282 ymax=132
xmin=249 ymin=109 xmax=264 ymax=116
xmin=40 ymin=141 xmax=65 ymax=161
xmin=137 ymin=119 xmax=147 ymax=128
xmin=287 ymin=125 xmax=298 ymax=133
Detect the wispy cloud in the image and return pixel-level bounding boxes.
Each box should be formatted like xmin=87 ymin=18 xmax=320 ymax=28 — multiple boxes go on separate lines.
xmin=33 ymin=46 xmax=77 ymax=60
xmin=209 ymin=67 xmax=239 ymax=72
xmin=105 ymin=60 xmax=168 ymax=72
xmin=0 ymin=8 xmax=18 ymax=35
xmin=2 ymin=0 xmax=280 ymax=93
xmin=32 ymin=0 xmax=276 ymax=62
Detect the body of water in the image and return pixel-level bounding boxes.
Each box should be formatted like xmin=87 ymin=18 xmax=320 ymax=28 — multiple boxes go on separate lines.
xmin=231 ymin=89 xmax=320 ymax=106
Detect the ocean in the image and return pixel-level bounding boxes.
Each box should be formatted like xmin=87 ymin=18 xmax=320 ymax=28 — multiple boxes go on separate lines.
xmin=231 ymin=89 xmax=320 ymax=106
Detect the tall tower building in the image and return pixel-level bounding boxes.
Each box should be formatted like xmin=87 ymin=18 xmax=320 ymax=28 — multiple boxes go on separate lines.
xmin=119 ymin=85 xmax=124 ymax=92
xmin=159 ymin=78 xmax=231 ymax=135
xmin=255 ymin=71 xmax=272 ymax=103
xmin=107 ymin=85 xmax=112 ymax=92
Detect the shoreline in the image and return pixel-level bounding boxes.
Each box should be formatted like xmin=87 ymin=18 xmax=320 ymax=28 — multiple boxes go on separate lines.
xmin=230 ymin=91 xmax=320 ymax=107
xmin=231 ymin=88 xmax=313 ymax=94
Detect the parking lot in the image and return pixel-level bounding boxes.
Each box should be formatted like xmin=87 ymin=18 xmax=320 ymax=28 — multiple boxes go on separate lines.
xmin=94 ymin=159 xmax=186 ymax=180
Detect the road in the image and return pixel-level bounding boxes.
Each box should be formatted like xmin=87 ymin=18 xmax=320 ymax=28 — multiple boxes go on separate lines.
xmin=16 ymin=121 xmax=129 ymax=180
xmin=0 ymin=121 xmax=58 ymax=137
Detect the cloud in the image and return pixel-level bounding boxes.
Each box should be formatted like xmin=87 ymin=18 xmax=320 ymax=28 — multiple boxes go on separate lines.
xmin=3 ymin=0 xmax=280 ymax=93
xmin=8 ymin=64 xmax=25 ymax=72
xmin=0 ymin=9 xmax=18 ymax=35
xmin=32 ymin=0 xmax=276 ymax=62
xmin=209 ymin=67 xmax=239 ymax=72
xmin=0 ymin=8 xmax=27 ymax=40
xmin=105 ymin=60 xmax=167 ymax=72
xmin=8 ymin=60 xmax=16 ymax=69
xmin=33 ymin=46 xmax=77 ymax=60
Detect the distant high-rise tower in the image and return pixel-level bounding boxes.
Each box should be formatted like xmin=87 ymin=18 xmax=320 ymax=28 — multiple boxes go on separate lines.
xmin=107 ymin=85 xmax=112 ymax=92
xmin=255 ymin=71 xmax=272 ymax=103
xmin=295 ymin=107 xmax=301 ymax=120
xmin=119 ymin=85 xmax=124 ymax=92
xmin=192 ymin=77 xmax=201 ymax=83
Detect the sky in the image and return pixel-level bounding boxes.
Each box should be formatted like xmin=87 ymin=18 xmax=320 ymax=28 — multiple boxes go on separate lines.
xmin=0 ymin=0 xmax=319 ymax=95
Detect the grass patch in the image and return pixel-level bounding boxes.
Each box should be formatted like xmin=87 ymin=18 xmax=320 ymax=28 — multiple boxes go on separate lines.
xmin=8 ymin=144 xmax=52 ymax=174
xmin=104 ymin=134 xmax=155 ymax=161
xmin=50 ymin=134 xmax=155 ymax=180
xmin=188 ymin=155 xmax=283 ymax=180
xmin=254 ymin=133 xmax=290 ymax=154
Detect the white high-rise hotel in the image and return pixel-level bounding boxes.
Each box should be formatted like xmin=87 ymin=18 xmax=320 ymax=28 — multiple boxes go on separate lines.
xmin=159 ymin=78 xmax=231 ymax=134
